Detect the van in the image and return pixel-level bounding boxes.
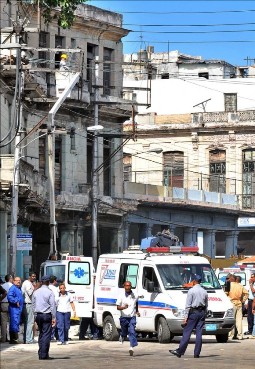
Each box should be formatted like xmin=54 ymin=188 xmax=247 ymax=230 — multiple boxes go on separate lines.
xmin=215 ymin=266 xmax=255 ymax=292
xmin=40 ymin=255 xmax=94 ymax=318
xmin=93 ymin=246 xmax=235 ymax=343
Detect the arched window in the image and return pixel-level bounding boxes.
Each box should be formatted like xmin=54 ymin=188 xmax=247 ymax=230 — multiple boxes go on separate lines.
xmin=242 ymin=149 xmax=255 ymax=208
xmin=163 ymin=151 xmax=184 ymax=188
xmin=209 ymin=149 xmax=226 ymax=193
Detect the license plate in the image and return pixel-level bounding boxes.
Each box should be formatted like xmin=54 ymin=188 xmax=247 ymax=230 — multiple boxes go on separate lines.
xmin=205 ymin=324 xmax=217 ymax=331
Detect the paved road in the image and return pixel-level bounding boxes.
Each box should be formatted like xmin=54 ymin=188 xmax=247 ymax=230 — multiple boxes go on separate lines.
xmin=1 ymin=334 xmax=254 ymax=369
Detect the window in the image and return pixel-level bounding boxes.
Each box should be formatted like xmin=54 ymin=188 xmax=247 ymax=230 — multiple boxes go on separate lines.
xmin=68 ymin=261 xmax=91 ymax=285
xmin=87 ymin=44 xmax=98 ymax=92
xmin=163 ymin=151 xmax=184 ymax=188
xmin=123 ymin=154 xmax=132 ymax=181
xmin=224 ymin=93 xmax=237 ymax=112
xmin=242 ymin=149 xmax=255 ymax=208
xmin=55 ymin=137 xmax=62 ymax=194
xmin=55 ymin=35 xmax=65 ymax=68
xmin=118 ymin=263 xmax=139 ymax=288
xmin=39 ymin=136 xmax=46 ymax=175
xmin=142 ymin=267 xmax=160 ymax=291
xmin=45 ymin=265 xmax=65 ymax=283
xmin=161 ymin=73 xmax=169 ymax=79
xmin=209 ymin=149 xmax=226 ymax=193
xmin=103 ymin=48 xmax=113 ymax=95
xmin=103 ymin=138 xmax=111 ymax=196
xmin=198 ymin=72 xmax=209 ymax=79
xmin=39 ymin=32 xmax=50 ymax=68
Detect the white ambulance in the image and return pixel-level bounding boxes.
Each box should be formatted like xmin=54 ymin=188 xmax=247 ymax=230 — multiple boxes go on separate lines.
xmin=40 ymin=255 xmax=94 ymax=318
xmin=93 ymin=246 xmax=235 ymax=343
xmin=215 ymin=265 xmax=255 ymax=292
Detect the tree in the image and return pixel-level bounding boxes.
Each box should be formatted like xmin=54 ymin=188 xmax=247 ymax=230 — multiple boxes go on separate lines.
xmin=38 ymin=0 xmax=86 ymax=29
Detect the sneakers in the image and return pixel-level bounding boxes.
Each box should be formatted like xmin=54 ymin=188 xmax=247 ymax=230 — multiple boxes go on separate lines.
xmin=64 ymin=341 xmax=69 ymax=345
xmin=244 ymin=331 xmax=252 ymax=335
xmin=57 ymin=341 xmax=64 ymax=345
xmin=129 ymin=348 xmax=134 ymax=356
xmin=169 ymin=349 xmax=181 ymax=358
xmin=119 ymin=336 xmax=124 ymax=344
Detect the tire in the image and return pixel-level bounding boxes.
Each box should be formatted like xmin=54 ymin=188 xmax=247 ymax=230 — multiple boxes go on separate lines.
xmin=157 ymin=317 xmax=172 ymax=343
xmin=215 ymin=334 xmax=229 ymax=343
xmin=103 ymin=315 xmax=119 ymax=341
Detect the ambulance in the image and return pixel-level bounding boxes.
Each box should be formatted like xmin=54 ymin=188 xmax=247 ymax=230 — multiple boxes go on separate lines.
xmin=40 ymin=255 xmax=94 ymax=318
xmin=93 ymin=246 xmax=235 ymax=344
xmin=215 ymin=265 xmax=255 ymax=292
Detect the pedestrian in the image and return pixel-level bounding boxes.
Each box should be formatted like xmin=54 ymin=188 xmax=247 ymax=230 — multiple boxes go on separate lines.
xmin=48 ymin=275 xmax=59 ymax=341
xmin=251 ymin=295 xmax=255 ymax=338
xmin=32 ymin=275 xmax=56 ymax=360
xmin=56 ymin=283 xmax=76 ymax=345
xmin=116 ymin=281 xmax=140 ymax=356
xmin=7 ymin=276 xmax=24 ymax=344
xmin=79 ymin=316 xmax=102 ymax=340
xmin=0 ymin=275 xmax=13 ymax=342
xmin=59 ymin=54 xmax=69 ymax=71
xmin=169 ymin=274 xmax=208 ymax=358
xmin=228 ymin=275 xmax=248 ymax=340
xmin=22 ymin=271 xmax=38 ymax=343
xmin=244 ymin=272 xmax=255 ymax=336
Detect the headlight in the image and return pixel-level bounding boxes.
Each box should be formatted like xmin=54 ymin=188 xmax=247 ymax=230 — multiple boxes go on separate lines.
xmin=172 ymin=308 xmax=186 ymax=318
xmin=225 ymin=308 xmax=234 ymax=318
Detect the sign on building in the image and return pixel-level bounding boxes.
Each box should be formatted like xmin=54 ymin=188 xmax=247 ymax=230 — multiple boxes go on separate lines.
xmin=17 ymin=234 xmax=32 ymax=251
xmin=238 ymin=217 xmax=255 ymax=227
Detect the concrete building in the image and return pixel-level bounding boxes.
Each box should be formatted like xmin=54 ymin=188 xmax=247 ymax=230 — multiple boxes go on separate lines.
xmin=121 ymin=48 xmax=255 ymax=258
xmin=0 ymin=2 xmax=134 ymax=277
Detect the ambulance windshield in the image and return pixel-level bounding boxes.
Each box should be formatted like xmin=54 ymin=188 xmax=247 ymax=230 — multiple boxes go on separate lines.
xmin=157 ymin=264 xmax=221 ymax=290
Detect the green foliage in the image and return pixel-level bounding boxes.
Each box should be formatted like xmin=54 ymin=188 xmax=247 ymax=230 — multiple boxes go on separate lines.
xmin=38 ymin=0 xmax=86 ymax=29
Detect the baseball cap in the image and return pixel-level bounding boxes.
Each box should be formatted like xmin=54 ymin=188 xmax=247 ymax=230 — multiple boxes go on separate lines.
xmin=41 ymin=275 xmax=50 ymax=282
xmin=193 ymin=274 xmax=202 ymax=282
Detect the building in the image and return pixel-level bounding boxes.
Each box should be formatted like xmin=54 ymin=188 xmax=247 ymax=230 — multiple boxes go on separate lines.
xmin=0 ymin=1 xmax=134 ymax=276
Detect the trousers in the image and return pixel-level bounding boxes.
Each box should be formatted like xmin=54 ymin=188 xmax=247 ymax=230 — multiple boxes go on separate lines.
xmin=35 ymin=313 xmax=52 ymax=359
xmin=119 ymin=316 xmax=138 ymax=348
xmin=56 ymin=311 xmax=71 ymax=343
xmin=1 ymin=303 xmax=9 ymax=342
xmin=23 ymin=304 xmax=34 ymax=343
xmin=178 ymin=309 xmax=205 ymax=357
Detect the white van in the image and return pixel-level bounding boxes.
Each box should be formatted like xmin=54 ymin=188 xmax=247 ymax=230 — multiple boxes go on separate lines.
xmin=93 ymin=246 xmax=235 ymax=343
xmin=215 ymin=266 xmax=255 ymax=292
xmin=40 ymin=255 xmax=94 ymax=318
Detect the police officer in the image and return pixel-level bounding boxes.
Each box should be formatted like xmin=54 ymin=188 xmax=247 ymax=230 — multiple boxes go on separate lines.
xmin=32 ymin=275 xmax=56 ymax=360
xmin=169 ymin=274 xmax=208 ymax=358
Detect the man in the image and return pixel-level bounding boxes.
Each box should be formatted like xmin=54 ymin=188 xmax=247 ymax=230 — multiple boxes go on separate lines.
xmin=7 ymin=276 xmax=23 ymax=344
xmin=251 ymin=295 xmax=255 ymax=338
xmin=22 ymin=271 xmax=37 ymax=343
xmin=116 ymin=281 xmax=140 ymax=356
xmin=244 ymin=272 xmax=255 ymax=336
xmin=228 ymin=275 xmax=248 ymax=340
xmin=48 ymin=275 xmax=59 ymax=341
xmin=32 ymin=275 xmax=56 ymax=360
xmin=0 ymin=275 xmax=13 ymax=343
xmin=169 ymin=274 xmax=208 ymax=358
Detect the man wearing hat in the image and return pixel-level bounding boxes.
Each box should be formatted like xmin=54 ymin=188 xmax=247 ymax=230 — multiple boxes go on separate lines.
xmin=32 ymin=275 xmax=56 ymax=360
xmin=59 ymin=53 xmax=69 ymax=71
xmin=169 ymin=274 xmax=208 ymax=358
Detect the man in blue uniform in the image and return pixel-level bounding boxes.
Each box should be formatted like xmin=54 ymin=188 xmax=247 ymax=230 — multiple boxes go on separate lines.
xmin=32 ymin=275 xmax=56 ymax=360
xmin=7 ymin=276 xmax=23 ymax=344
xmin=169 ymin=274 xmax=208 ymax=358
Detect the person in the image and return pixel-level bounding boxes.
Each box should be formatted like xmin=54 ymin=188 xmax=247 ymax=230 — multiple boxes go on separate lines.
xmin=32 ymin=275 xmax=56 ymax=360
xmin=55 ymin=283 xmax=76 ymax=345
xmin=22 ymin=271 xmax=38 ymax=343
xmin=251 ymin=295 xmax=255 ymax=338
xmin=59 ymin=54 xmax=69 ymax=71
xmin=169 ymin=274 xmax=208 ymax=358
xmin=244 ymin=272 xmax=255 ymax=336
xmin=228 ymin=275 xmax=248 ymax=340
xmin=224 ymin=273 xmax=234 ymax=294
xmin=116 ymin=281 xmax=140 ymax=356
xmin=48 ymin=275 xmax=59 ymax=341
xmin=7 ymin=276 xmax=24 ymax=344
xmin=79 ymin=316 xmax=102 ymax=340
xmin=0 ymin=275 xmax=13 ymax=343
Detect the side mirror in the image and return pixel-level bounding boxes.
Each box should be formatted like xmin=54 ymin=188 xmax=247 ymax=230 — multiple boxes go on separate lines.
xmin=147 ymin=281 xmax=155 ymax=293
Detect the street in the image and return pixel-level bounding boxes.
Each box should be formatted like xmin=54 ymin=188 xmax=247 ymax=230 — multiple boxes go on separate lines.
xmin=0 ymin=333 xmax=254 ymax=369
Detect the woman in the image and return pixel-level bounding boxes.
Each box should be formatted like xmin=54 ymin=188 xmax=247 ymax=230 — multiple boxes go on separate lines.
xmin=56 ymin=283 xmax=76 ymax=345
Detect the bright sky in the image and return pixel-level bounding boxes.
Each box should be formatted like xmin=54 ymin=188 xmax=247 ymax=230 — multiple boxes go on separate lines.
xmin=90 ymin=0 xmax=255 ymax=66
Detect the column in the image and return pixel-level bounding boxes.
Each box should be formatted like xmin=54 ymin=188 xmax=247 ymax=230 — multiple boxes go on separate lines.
xmin=184 ymin=227 xmax=197 ymax=246
xmin=60 ymin=226 xmax=75 ymax=255
xmin=123 ymin=221 xmax=130 ymax=250
xmin=225 ymin=231 xmax=239 ymax=258
xmin=0 ymin=211 xmax=8 ymax=276
xmin=203 ymin=230 xmax=216 ymax=258
xmin=146 ymin=223 xmax=153 ymax=238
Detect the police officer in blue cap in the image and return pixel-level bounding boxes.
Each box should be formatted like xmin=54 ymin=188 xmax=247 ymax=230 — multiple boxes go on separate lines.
xmin=169 ymin=274 xmax=208 ymax=358
xmin=32 ymin=275 xmax=56 ymax=360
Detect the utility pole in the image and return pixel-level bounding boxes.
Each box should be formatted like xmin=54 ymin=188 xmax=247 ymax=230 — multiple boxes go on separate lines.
xmin=91 ymin=56 xmax=100 ymax=268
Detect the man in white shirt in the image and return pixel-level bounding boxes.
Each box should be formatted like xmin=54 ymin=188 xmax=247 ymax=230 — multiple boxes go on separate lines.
xmin=22 ymin=272 xmax=37 ymax=343
xmin=116 ymin=281 xmax=140 ymax=356
xmin=1 ymin=275 xmax=12 ymax=342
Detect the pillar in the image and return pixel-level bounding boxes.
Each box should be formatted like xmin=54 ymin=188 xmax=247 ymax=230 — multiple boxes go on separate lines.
xmin=0 ymin=211 xmax=8 ymax=277
xmin=184 ymin=227 xmax=197 ymax=246
xmin=225 ymin=231 xmax=239 ymax=258
xmin=60 ymin=224 xmax=84 ymax=256
xmin=203 ymin=230 xmax=216 ymax=258
xmin=123 ymin=221 xmax=130 ymax=250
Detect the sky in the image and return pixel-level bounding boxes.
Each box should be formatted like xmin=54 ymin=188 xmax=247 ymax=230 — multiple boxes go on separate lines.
xmin=89 ymin=0 xmax=255 ymax=66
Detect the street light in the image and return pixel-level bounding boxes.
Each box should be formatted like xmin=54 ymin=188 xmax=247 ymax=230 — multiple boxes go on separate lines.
xmin=87 ymin=125 xmax=104 ymax=268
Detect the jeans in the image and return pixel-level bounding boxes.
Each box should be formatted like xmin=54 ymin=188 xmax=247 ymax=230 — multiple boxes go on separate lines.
xmin=252 ymin=313 xmax=255 ymax=336
xmin=23 ymin=304 xmax=34 ymax=343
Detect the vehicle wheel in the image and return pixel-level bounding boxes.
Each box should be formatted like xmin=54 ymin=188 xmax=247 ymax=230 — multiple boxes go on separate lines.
xmin=103 ymin=315 xmax=119 ymax=341
xmin=157 ymin=317 xmax=172 ymax=343
xmin=215 ymin=334 xmax=228 ymax=343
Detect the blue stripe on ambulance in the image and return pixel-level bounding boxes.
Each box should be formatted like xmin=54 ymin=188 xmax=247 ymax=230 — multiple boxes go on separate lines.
xmin=96 ymin=298 xmax=176 ymax=310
